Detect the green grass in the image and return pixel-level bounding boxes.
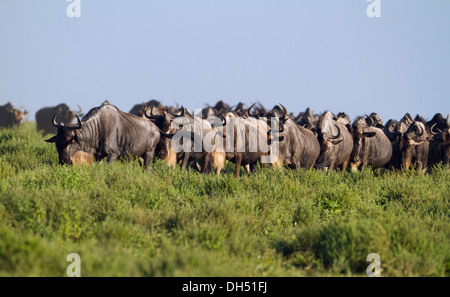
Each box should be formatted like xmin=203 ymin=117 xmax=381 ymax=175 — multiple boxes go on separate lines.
xmin=0 ymin=122 xmax=449 ymax=276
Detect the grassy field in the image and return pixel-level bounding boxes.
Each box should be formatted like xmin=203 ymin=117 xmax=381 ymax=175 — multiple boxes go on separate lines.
xmin=0 ymin=122 xmax=448 ymax=277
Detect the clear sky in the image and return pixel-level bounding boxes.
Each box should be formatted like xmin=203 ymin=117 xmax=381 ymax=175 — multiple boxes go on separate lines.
xmin=1 ymin=0 xmax=449 ymax=123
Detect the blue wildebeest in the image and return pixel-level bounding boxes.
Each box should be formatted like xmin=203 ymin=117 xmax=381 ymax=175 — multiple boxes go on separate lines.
xmin=45 ymin=104 xmax=160 ymax=169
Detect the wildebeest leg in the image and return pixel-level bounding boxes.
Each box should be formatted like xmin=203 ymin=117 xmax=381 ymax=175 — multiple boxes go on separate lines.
xmin=235 ymin=154 xmax=242 ymax=178
xmin=328 ymin=159 xmax=336 ymax=172
xmin=341 ymin=157 xmax=350 ymax=172
xmin=142 ymin=151 xmax=154 ymax=170
xmin=181 ymin=153 xmax=190 ymax=171
xmin=216 ymin=166 xmax=222 ymax=176
xmin=201 ymin=154 xmax=211 ymax=174
xmin=244 ymin=164 xmax=251 ymax=175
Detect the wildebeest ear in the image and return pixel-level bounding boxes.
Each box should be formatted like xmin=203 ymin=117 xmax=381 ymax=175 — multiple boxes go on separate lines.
xmin=45 ymin=136 xmax=57 ymax=143
xmin=363 ymin=132 xmax=376 ymax=138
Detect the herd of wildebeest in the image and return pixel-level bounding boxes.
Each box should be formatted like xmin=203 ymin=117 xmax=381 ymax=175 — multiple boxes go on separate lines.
xmin=1 ymin=100 xmax=449 ymax=177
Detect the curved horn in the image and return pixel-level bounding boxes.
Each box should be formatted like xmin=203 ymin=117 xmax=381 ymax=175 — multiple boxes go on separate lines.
xmin=52 ymin=114 xmax=62 ymax=127
xmin=248 ymin=103 xmax=257 ymax=116
xmin=388 ymin=122 xmax=397 ymax=134
xmin=76 ymin=105 xmax=82 ymax=114
xmin=430 ymin=123 xmax=441 ymax=135
xmin=417 ymin=124 xmax=424 ymax=137
xmin=144 ymin=106 xmax=157 ymax=119
xmin=219 ymin=114 xmax=227 ymax=126
xmin=157 ymin=128 xmax=176 ymax=138
xmin=365 ymin=114 xmax=374 ymax=127
xmin=328 ymin=124 xmax=342 ymax=140
xmin=74 ymin=115 xmax=82 ymax=129
xmin=279 ymin=103 xmax=288 ymax=118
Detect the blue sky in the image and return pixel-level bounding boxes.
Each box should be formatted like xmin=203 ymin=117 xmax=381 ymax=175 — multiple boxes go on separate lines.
xmin=1 ymin=0 xmax=449 ymax=122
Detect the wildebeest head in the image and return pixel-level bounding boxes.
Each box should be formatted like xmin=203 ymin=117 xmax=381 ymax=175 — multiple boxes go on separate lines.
xmin=399 ymin=121 xmax=430 ymax=170
xmin=57 ymin=103 xmax=81 ymax=123
xmin=404 ymin=121 xmax=428 ymax=145
xmin=0 ymin=103 xmax=28 ymax=128
xmin=13 ymin=108 xmax=27 ymax=124
xmin=317 ymin=111 xmax=344 ymax=148
xmin=366 ymin=113 xmax=384 ymax=129
xmin=145 ymin=106 xmax=190 ymax=133
xmin=350 ymin=117 xmax=377 ymax=165
xmin=296 ymin=107 xmax=319 ymax=131
xmin=45 ymin=114 xmax=83 ymax=165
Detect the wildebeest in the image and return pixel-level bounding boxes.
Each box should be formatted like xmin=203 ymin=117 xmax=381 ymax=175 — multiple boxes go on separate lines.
xmin=365 ymin=113 xmax=384 ymax=129
xmin=0 ymin=102 xmax=28 ymax=128
xmin=349 ymin=117 xmax=392 ymax=172
xmin=220 ymin=110 xmax=273 ymax=177
xmin=45 ymin=104 xmax=160 ymax=169
xmin=315 ymin=111 xmax=354 ymax=172
xmin=258 ymin=104 xmax=319 ymax=170
xmin=296 ymin=108 xmax=319 ymax=131
xmin=384 ymin=113 xmax=414 ymax=170
xmin=145 ymin=106 xmax=225 ymax=174
xmin=428 ymin=129 xmax=450 ymax=167
xmin=35 ymin=104 xmax=82 ymax=135
xmin=398 ymin=120 xmax=430 ymax=171
xmin=129 ymin=100 xmax=165 ymax=117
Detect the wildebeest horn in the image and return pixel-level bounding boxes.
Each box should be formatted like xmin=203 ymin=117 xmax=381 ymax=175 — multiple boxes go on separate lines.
xmin=248 ymin=103 xmax=257 ymax=116
xmin=52 ymin=114 xmax=62 ymax=127
xmin=219 ymin=114 xmax=227 ymax=126
xmin=365 ymin=114 xmax=374 ymax=127
xmin=76 ymin=105 xmax=82 ymax=114
xmin=430 ymin=123 xmax=441 ymax=135
xmin=74 ymin=115 xmax=82 ymax=129
xmin=417 ymin=124 xmax=424 ymax=137
xmin=144 ymin=106 xmax=156 ymax=119
xmin=327 ymin=124 xmax=342 ymax=140
xmin=388 ymin=122 xmax=397 ymax=134
xmin=279 ymin=103 xmax=288 ymax=119
xmin=52 ymin=114 xmax=82 ymax=129
xmin=157 ymin=128 xmax=176 ymax=138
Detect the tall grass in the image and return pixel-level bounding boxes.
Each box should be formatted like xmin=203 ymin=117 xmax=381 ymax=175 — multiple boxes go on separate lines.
xmin=0 ymin=122 xmax=448 ymax=276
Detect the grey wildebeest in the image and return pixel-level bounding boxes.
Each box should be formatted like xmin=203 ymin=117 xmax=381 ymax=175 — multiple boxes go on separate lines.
xmin=384 ymin=113 xmax=414 ymax=170
xmin=45 ymin=104 xmax=160 ymax=169
xmin=428 ymin=128 xmax=450 ymax=167
xmin=0 ymin=102 xmax=27 ymax=128
xmin=296 ymin=107 xmax=319 ymax=132
xmin=398 ymin=120 xmax=430 ymax=171
xmin=254 ymin=104 xmax=319 ymax=170
xmin=349 ymin=117 xmax=392 ymax=172
xmin=36 ymin=103 xmax=82 ymax=135
xmin=219 ymin=110 xmax=274 ymax=177
xmin=129 ymin=100 xmax=164 ymax=117
xmin=315 ymin=111 xmax=353 ymax=172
